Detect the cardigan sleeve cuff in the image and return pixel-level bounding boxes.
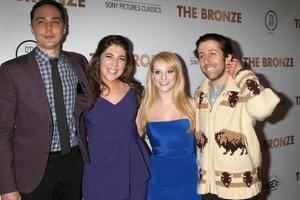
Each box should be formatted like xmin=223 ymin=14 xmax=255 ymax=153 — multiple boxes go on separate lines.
xmin=235 ymin=69 xmax=258 ymax=89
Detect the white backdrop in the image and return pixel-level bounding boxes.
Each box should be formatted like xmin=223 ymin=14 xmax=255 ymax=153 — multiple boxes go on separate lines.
xmin=0 ymin=0 xmax=299 ymax=199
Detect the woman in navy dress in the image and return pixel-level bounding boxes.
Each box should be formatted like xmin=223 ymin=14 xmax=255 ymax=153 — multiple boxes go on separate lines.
xmin=82 ymin=35 xmax=149 ymax=200
xmin=137 ymin=51 xmax=201 ymax=200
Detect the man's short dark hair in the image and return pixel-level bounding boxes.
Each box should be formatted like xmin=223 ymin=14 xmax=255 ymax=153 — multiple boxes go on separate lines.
xmin=30 ymin=0 xmax=67 ymax=25
xmin=194 ymin=33 xmax=234 ymax=59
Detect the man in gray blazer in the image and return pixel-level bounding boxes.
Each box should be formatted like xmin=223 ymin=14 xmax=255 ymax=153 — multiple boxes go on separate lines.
xmin=0 ymin=0 xmax=92 ymax=199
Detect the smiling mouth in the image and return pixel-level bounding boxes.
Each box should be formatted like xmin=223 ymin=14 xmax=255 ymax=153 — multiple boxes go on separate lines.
xmin=45 ymin=35 xmax=55 ymax=40
xmin=159 ymin=82 xmax=170 ymax=86
xmin=206 ymin=66 xmax=216 ymax=71
xmin=108 ymin=69 xmax=118 ymax=74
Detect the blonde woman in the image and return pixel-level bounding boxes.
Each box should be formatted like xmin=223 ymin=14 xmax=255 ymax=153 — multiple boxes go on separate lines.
xmin=137 ymin=52 xmax=201 ymax=200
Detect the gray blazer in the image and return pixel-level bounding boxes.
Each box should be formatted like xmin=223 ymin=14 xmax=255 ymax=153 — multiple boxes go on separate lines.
xmin=0 ymin=50 xmax=93 ymax=194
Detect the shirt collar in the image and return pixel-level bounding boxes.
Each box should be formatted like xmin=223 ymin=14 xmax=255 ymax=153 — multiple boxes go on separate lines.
xmin=208 ymin=81 xmax=226 ymax=93
xmin=35 ymin=47 xmax=64 ymax=64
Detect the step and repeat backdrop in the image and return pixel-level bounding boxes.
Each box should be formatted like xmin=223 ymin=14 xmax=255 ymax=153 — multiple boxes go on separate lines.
xmin=0 ymin=0 xmax=299 ymax=199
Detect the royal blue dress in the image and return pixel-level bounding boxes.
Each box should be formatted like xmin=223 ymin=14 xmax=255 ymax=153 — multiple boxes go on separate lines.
xmin=82 ymin=89 xmax=150 ymax=200
xmin=146 ymin=119 xmax=201 ymax=200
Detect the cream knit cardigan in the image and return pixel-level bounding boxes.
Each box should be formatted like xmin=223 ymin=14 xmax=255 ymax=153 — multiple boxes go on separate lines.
xmin=195 ymin=70 xmax=280 ymax=199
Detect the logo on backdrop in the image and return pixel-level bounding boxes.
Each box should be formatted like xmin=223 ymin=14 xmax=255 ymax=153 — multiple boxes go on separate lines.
xmin=296 ymin=172 xmax=300 ymax=181
xmin=16 ymin=0 xmax=86 ymax=7
xmin=296 ymin=19 xmax=300 ymax=28
xmin=263 ymin=135 xmax=295 ymax=149
xmin=200 ymin=8 xmax=241 ymax=23
xmin=189 ymin=57 xmax=199 ymax=66
xmin=265 ymin=10 xmax=278 ymax=32
xmin=176 ymin=5 xmax=242 ymax=23
xmin=104 ymin=0 xmax=162 ymax=14
xmin=296 ymin=96 xmax=300 ymax=105
xmin=243 ymin=56 xmax=295 ymax=68
xmin=15 ymin=40 xmax=36 ymax=58
xmin=134 ymin=54 xmax=153 ymax=68
xmin=89 ymin=52 xmax=154 ymax=67
xmin=262 ymin=175 xmax=281 ymax=192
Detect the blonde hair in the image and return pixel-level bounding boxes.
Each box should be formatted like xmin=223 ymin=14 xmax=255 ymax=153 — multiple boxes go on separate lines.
xmin=137 ymin=51 xmax=195 ymax=134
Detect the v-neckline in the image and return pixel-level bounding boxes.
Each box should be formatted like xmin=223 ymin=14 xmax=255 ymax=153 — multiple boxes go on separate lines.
xmin=99 ymin=88 xmax=131 ymax=106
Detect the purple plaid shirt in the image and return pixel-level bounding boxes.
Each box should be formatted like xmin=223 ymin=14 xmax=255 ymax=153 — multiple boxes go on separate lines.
xmin=35 ymin=48 xmax=78 ymax=152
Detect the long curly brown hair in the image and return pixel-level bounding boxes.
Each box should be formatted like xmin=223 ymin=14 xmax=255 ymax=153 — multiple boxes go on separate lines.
xmin=87 ymin=35 xmax=143 ymax=104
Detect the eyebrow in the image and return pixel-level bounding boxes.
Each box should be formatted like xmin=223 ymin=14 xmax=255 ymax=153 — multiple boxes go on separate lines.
xmin=105 ymin=52 xmax=126 ymax=56
xmin=199 ymin=49 xmax=219 ymax=54
xmin=34 ymin=16 xmax=62 ymax=22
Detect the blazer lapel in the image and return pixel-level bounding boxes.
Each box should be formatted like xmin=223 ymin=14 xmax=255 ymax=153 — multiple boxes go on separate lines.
xmin=64 ymin=52 xmax=92 ymax=113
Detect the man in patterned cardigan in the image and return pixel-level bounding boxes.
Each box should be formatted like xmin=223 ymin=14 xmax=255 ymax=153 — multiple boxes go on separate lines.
xmin=193 ymin=33 xmax=280 ymax=200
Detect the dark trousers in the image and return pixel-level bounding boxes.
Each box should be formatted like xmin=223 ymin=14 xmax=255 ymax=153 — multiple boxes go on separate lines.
xmin=202 ymin=193 xmax=258 ymax=200
xmin=21 ymin=146 xmax=83 ymax=200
